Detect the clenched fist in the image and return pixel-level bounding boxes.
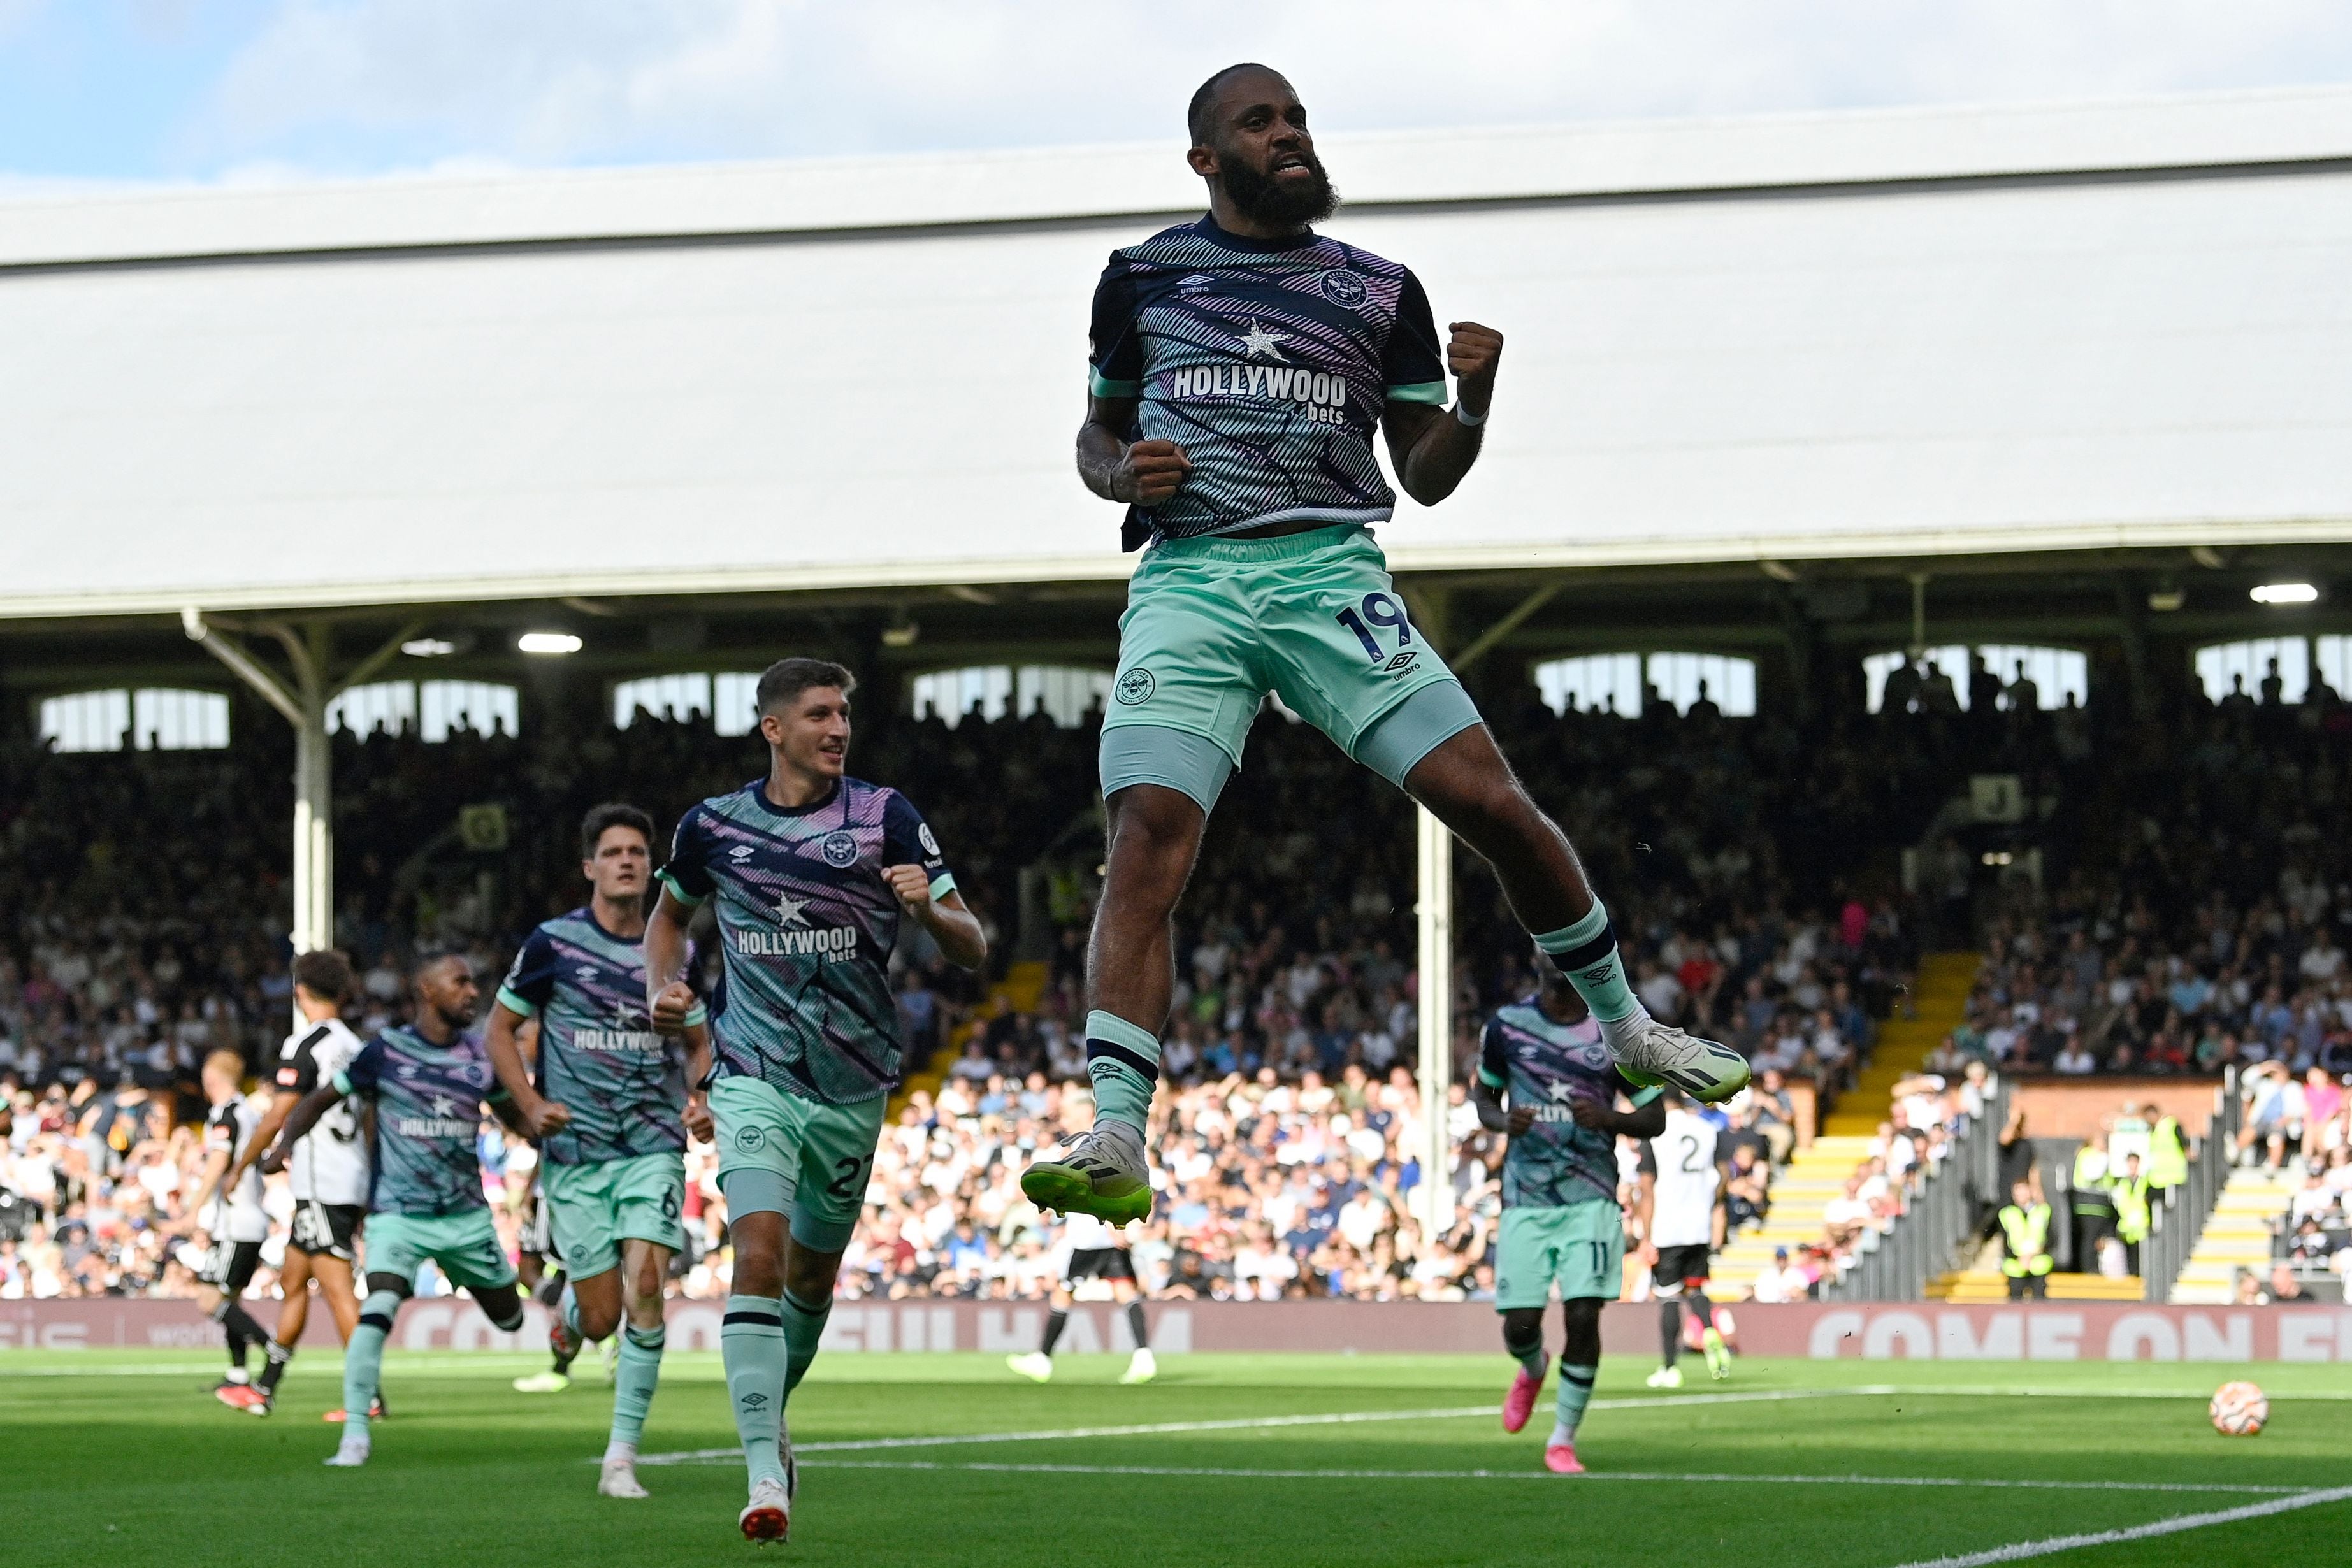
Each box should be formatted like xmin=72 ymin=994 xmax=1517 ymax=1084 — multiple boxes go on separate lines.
xmin=1113 ymin=439 xmax=1190 ymax=505
xmin=1446 ymin=320 xmax=1504 ymax=418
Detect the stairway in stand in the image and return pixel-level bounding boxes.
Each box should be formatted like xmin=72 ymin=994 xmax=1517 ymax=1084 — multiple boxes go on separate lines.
xmin=1822 ymin=951 xmax=1980 ymax=1137
xmin=884 ymin=960 xmax=1051 ymax=1120
xmin=2168 ymin=1167 xmax=2298 ymax=1304
xmin=1716 ymin=951 xmax=1979 ymax=1295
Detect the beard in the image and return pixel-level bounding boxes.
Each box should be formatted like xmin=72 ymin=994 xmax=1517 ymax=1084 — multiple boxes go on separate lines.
xmin=1216 ymin=148 xmax=1338 ymax=229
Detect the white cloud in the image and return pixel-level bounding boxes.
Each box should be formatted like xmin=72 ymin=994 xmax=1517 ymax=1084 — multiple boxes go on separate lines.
xmin=184 ymin=0 xmax=2352 ymax=175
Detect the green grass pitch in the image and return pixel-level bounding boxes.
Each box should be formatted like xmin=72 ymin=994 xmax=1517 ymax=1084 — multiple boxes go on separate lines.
xmin=8 ymin=1348 xmax=2348 ymax=1565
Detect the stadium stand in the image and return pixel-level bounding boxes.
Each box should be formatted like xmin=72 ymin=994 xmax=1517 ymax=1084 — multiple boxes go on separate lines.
xmin=6 ymin=649 xmax=2352 ymax=1305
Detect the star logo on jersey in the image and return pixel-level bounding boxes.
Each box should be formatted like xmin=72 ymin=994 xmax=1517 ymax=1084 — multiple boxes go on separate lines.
xmin=1236 ymin=319 xmax=1289 ymax=361
xmin=1548 ymin=1080 xmax=1582 ymax=1104
xmin=774 ymin=893 xmax=812 ymax=928
xmin=428 ymin=1093 xmax=459 ymax=1118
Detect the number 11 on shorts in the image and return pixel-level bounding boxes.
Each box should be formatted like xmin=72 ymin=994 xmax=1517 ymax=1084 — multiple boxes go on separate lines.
xmin=1335 ymin=593 xmax=1413 ymax=663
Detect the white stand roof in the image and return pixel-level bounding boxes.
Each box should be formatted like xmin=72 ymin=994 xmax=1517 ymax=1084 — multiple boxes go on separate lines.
xmin=4 ymin=86 xmax=2349 ymax=618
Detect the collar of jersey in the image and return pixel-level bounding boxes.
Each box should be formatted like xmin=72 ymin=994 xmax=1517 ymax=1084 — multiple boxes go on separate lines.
xmin=1194 ymin=213 xmax=1318 ymax=255
xmin=572 ymin=903 xmax=644 ymax=945
xmin=749 ymin=777 xmax=841 ymax=818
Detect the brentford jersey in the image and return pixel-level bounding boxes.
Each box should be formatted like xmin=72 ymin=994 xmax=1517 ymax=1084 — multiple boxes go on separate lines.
xmin=273 ymin=1018 xmax=372 ymax=1205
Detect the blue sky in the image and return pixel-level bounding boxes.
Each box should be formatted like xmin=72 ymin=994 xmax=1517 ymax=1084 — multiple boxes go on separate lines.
xmin=5 ymin=1 xmax=2352 ymax=190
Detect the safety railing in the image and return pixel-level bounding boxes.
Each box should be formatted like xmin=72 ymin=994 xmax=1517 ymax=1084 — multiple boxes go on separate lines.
xmin=2139 ymin=1069 xmax=2241 ymax=1302
xmin=1826 ymin=1075 xmax=2012 ymax=1302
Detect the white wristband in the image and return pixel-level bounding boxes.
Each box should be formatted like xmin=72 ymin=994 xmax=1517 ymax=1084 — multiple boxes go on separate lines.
xmin=1454 ymin=402 xmax=1487 ymax=428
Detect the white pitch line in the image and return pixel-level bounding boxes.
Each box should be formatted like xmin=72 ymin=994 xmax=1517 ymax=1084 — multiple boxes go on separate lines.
xmin=632 ymin=1387 xmax=1865 ymax=1466
xmin=1884 ymin=1484 xmax=2352 ymax=1568
xmin=636 ymin=1405 xmax=1489 ymax=1465
xmin=795 ymin=1460 xmax=2302 ymax=1496
xmin=1845 ymin=1384 xmax=2352 ymax=1404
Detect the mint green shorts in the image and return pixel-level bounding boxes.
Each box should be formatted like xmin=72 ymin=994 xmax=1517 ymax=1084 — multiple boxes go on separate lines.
xmin=1102 ymin=524 xmax=1482 ymax=807
xmin=540 ymin=1151 xmax=687 ymax=1279
xmin=365 ymin=1209 xmax=517 ymax=1293
xmin=1495 ymin=1202 xmax=1625 ymax=1311
xmin=711 ymin=1075 xmax=885 ymax=1254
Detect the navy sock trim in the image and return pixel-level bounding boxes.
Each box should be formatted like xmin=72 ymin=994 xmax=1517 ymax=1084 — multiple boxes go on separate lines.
xmin=724 ymin=1310 xmax=783 ymax=1327
xmin=358 ymin=1312 xmax=394 ymax=1332
xmin=1086 ymin=1039 xmax=1158 ymax=1082
xmin=1553 ymin=924 xmax=1619 ymax=972
xmin=1562 ymin=1367 xmax=1596 ymax=1386
xmin=624 ymin=1325 xmax=667 ymax=1349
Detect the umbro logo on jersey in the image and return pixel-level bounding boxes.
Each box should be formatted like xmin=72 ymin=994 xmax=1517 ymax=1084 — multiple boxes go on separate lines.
xmin=575 ymin=965 xmax=598 ymax=982
xmin=728 ymin=845 xmax=754 ymax=860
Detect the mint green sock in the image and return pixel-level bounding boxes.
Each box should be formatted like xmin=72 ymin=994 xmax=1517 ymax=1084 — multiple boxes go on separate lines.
xmin=342 ymin=1288 xmax=399 ymax=1440
xmin=779 ymin=1288 xmax=831 ymax=1398
xmin=721 ymin=1294 xmax=788 ymax=1489
xmin=1552 ymin=1362 xmax=1597 ymax=1445
xmin=1084 ymin=1009 xmax=1160 ymax=1135
xmin=609 ymin=1324 xmax=665 ymax=1448
xmin=1535 ymin=901 xmax=1640 ymax=1024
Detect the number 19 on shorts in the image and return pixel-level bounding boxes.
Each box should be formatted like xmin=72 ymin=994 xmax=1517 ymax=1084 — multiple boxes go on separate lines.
xmin=1335 ymin=593 xmax=1414 ymax=665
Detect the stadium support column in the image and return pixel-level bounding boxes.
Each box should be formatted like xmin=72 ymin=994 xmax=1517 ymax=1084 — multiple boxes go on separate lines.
xmin=1400 ymin=580 xmax=1464 ymax=1243
xmin=1414 ymin=804 xmax=1454 ymax=1241
xmin=182 ymin=608 xmax=416 ymax=957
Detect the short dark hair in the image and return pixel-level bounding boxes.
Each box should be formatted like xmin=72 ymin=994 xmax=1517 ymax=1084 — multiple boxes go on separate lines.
xmin=1188 ymin=62 xmax=1278 ymax=145
xmin=291 ymin=949 xmax=354 ymax=1004
xmin=756 ymin=657 xmax=856 ymax=717
xmin=581 ymin=802 xmax=654 ymax=860
xmin=410 ymin=946 xmax=469 ymax=983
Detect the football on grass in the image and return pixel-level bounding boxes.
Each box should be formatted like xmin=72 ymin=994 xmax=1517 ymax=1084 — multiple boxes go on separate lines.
xmin=2209 ymin=1381 xmax=2268 ymax=1436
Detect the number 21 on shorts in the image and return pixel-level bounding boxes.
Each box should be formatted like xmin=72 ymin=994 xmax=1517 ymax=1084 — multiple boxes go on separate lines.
xmin=1334 ymin=593 xmax=1413 ymax=663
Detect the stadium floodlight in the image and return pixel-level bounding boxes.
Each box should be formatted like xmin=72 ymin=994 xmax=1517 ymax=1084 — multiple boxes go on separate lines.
xmin=401 ymin=638 xmax=456 ymax=657
xmin=2249 ymin=582 xmax=2318 ymax=605
xmin=517 ymin=631 xmax=583 ymax=655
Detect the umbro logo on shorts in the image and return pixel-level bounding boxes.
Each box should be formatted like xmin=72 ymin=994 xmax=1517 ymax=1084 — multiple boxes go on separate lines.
xmin=1383 ymin=649 xmax=1419 ymax=675
xmin=1116 ymin=669 xmax=1156 ymax=705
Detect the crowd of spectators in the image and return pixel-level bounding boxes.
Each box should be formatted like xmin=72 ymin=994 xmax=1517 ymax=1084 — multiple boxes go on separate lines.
xmin=5 ymin=658 xmax=2347 ymax=1304
xmin=1938 ymin=682 xmax=2352 ymax=1080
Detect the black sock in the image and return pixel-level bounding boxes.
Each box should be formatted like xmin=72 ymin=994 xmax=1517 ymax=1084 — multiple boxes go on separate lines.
xmin=212 ymin=1300 xmax=257 ymax=1372
xmin=1690 ymin=1292 xmax=1717 ymax=1335
xmin=257 ymin=1339 xmax=293 ymax=1394
xmin=1041 ymin=1309 xmax=1069 ymax=1356
xmin=1125 ymin=1301 xmax=1149 ymax=1352
xmin=1657 ymin=1299 xmax=1681 ymax=1368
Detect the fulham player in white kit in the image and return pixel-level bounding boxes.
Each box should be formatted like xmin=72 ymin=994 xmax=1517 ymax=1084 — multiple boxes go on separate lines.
xmin=179 ymin=1049 xmax=274 ymax=1407
xmin=1638 ymin=1090 xmax=1731 ymax=1386
xmin=224 ymin=951 xmax=375 ymax=1416
xmin=1006 ymin=1207 xmax=1156 ymax=1386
